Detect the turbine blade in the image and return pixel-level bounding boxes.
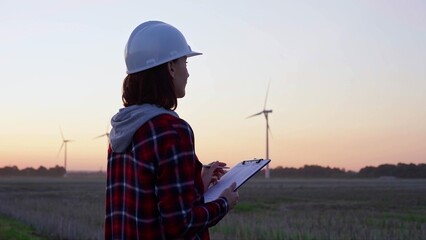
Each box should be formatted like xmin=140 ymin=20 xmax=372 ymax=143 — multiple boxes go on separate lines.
xmin=246 ymin=111 xmax=263 ymax=119
xmin=94 ymin=134 xmax=107 ymax=139
xmin=94 ymin=135 xmax=103 ymax=139
xmin=59 ymin=126 xmax=65 ymax=141
xmin=263 ymin=79 xmax=271 ymax=110
xmin=56 ymin=142 xmax=64 ymax=158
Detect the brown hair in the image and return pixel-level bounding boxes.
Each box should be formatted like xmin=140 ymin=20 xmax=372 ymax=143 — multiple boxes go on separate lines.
xmin=122 ymin=62 xmax=177 ymax=110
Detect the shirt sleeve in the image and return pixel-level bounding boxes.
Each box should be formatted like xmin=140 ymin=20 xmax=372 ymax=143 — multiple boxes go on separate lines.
xmin=151 ymin=120 xmax=228 ymax=238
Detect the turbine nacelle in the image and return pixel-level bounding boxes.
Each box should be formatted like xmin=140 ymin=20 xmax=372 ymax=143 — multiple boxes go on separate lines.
xmin=246 ymin=109 xmax=273 ymax=119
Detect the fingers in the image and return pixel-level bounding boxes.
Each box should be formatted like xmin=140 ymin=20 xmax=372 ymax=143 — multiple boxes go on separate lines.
xmin=213 ymin=168 xmax=225 ymax=179
xmin=206 ymin=161 xmax=227 ymax=169
xmin=210 ymin=171 xmax=225 ymax=186
xmin=228 ymin=182 xmax=239 ymax=209
xmin=218 ymin=182 xmax=239 ymax=210
xmin=205 ymin=162 xmax=226 ymax=179
xmin=233 ymin=191 xmax=239 ymax=208
xmin=216 ymin=161 xmax=227 ymax=168
xmin=230 ymin=182 xmax=237 ymax=191
xmin=209 ymin=161 xmax=221 ymax=168
xmin=210 ymin=176 xmax=219 ymax=186
xmin=202 ymin=161 xmax=228 ymax=190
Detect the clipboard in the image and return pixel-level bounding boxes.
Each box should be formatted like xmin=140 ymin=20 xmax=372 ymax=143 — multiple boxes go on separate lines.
xmin=204 ymin=159 xmax=271 ymax=203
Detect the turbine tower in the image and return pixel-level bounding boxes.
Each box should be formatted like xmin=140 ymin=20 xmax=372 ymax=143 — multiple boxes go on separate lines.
xmin=57 ymin=127 xmax=74 ymax=172
xmin=247 ymin=81 xmax=273 ymax=178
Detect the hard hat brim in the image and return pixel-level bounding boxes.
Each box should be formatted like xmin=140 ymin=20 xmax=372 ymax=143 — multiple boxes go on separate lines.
xmin=187 ymin=51 xmax=202 ymax=58
xmin=126 ymin=50 xmax=202 ymax=74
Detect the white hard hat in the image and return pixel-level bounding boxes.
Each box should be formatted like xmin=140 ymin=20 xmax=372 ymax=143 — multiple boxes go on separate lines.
xmin=125 ymin=21 xmax=202 ymax=74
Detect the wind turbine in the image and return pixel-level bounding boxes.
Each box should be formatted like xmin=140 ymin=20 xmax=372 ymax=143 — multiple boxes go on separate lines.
xmin=94 ymin=124 xmax=110 ymax=145
xmin=247 ymin=81 xmax=273 ymax=178
xmin=57 ymin=127 xmax=74 ymax=172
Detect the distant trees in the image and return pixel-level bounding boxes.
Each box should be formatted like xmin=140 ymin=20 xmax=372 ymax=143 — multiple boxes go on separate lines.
xmin=267 ymin=165 xmax=356 ymax=178
xmin=0 ymin=165 xmax=66 ymax=177
xmin=298 ymin=165 xmax=350 ymax=178
xmin=265 ymin=163 xmax=425 ymax=179
xmin=358 ymin=163 xmax=426 ymax=178
xmin=1 ymin=163 xmax=425 ymax=178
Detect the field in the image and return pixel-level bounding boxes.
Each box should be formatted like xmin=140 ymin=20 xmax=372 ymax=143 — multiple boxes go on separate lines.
xmin=0 ymin=177 xmax=425 ymax=240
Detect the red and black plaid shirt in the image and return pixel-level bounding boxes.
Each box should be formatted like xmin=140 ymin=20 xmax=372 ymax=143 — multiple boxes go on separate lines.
xmin=105 ymin=114 xmax=229 ymax=240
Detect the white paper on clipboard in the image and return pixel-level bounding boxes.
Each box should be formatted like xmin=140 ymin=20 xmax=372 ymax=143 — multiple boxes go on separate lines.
xmin=204 ymin=159 xmax=271 ymax=203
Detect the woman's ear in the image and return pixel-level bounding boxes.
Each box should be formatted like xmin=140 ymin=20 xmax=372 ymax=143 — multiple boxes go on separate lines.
xmin=167 ymin=61 xmax=175 ymax=78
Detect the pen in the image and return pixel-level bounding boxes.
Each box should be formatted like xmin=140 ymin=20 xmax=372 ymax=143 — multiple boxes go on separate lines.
xmin=203 ymin=165 xmax=230 ymax=169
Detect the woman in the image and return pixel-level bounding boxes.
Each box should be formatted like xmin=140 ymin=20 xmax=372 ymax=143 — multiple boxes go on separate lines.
xmin=105 ymin=21 xmax=239 ymax=240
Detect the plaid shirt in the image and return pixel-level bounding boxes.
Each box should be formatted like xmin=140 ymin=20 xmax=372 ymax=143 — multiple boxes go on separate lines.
xmin=105 ymin=114 xmax=229 ymax=240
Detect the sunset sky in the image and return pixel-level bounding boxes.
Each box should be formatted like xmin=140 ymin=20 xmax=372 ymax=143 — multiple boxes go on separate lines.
xmin=1 ymin=0 xmax=425 ymax=172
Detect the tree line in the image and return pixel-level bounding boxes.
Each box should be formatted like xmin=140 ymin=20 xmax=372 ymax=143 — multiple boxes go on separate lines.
xmin=1 ymin=162 xmax=425 ymax=178
xmin=261 ymin=163 xmax=426 ymax=178
xmin=0 ymin=165 xmax=66 ymax=177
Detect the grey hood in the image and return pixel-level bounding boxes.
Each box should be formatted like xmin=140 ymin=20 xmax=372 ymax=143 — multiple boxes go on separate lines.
xmin=109 ymin=104 xmax=179 ymax=152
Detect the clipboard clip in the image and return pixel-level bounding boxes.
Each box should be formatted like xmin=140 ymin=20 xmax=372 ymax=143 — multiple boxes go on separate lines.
xmin=242 ymin=158 xmax=264 ymax=165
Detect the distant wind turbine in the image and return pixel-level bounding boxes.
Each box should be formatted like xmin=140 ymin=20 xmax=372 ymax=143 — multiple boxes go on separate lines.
xmin=57 ymin=127 xmax=74 ymax=172
xmin=94 ymin=124 xmax=110 ymax=145
xmin=247 ymin=81 xmax=273 ymax=178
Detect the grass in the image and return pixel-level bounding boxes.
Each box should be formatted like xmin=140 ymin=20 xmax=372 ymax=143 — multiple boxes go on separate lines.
xmin=0 ymin=214 xmax=44 ymax=240
xmin=384 ymin=212 xmax=426 ymax=223
xmin=0 ymin=177 xmax=104 ymax=239
xmin=234 ymin=203 xmax=264 ymax=213
xmin=0 ymin=177 xmax=425 ymax=239
xmin=210 ymin=178 xmax=426 ymax=240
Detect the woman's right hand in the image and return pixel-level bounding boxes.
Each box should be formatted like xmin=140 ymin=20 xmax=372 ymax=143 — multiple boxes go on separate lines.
xmin=219 ymin=182 xmax=239 ymax=210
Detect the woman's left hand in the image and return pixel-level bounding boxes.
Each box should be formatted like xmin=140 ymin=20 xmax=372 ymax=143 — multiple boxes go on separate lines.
xmin=201 ymin=161 xmax=227 ymax=191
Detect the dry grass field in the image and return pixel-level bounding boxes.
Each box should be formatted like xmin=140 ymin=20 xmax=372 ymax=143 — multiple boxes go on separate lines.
xmin=0 ymin=177 xmax=425 ymax=240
